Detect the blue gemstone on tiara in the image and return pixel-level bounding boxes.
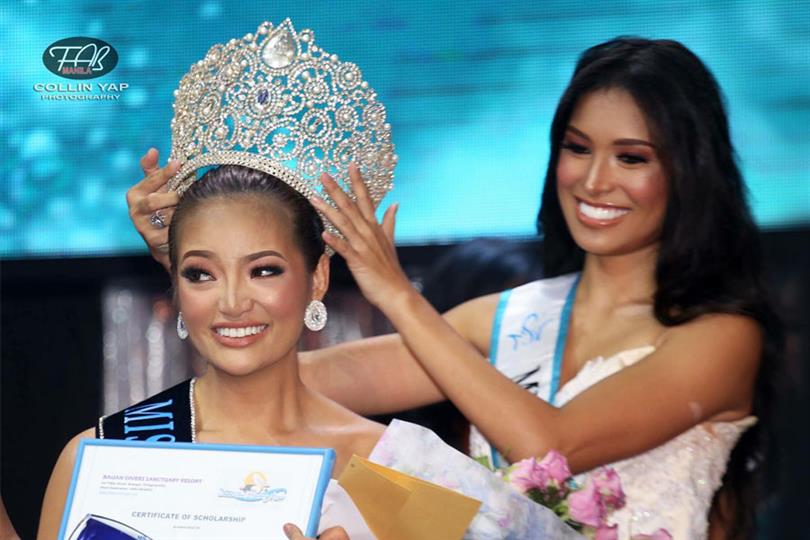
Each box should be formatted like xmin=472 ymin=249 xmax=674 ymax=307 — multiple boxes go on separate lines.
xmin=257 ymin=89 xmax=269 ymax=104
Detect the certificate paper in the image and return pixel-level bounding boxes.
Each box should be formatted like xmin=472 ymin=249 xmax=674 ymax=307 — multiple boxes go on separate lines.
xmin=58 ymin=439 xmax=335 ymax=540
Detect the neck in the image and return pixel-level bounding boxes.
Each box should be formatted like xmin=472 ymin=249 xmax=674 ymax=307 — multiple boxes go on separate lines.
xmin=577 ymin=243 xmax=659 ymax=311
xmin=194 ymin=350 xmax=313 ymax=439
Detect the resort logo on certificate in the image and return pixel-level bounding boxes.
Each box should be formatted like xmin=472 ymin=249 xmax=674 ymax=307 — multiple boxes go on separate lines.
xmin=218 ymin=471 xmax=288 ymax=503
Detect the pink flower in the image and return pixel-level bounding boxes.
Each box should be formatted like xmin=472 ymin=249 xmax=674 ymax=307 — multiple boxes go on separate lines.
xmin=567 ymin=480 xmax=606 ymax=527
xmin=595 ymin=524 xmax=619 ymax=540
xmin=507 ymin=457 xmax=550 ymax=493
xmin=538 ymin=449 xmax=572 ymax=484
xmin=631 ymin=529 xmax=672 ymax=540
xmin=591 ymin=467 xmax=625 ymax=510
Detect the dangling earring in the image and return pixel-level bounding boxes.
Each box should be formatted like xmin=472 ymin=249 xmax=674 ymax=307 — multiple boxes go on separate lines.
xmin=176 ymin=312 xmax=189 ymax=340
xmin=304 ymin=300 xmax=327 ymax=332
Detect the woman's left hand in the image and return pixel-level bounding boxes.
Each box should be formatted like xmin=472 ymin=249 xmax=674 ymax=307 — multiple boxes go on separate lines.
xmin=312 ymin=164 xmax=413 ymax=310
xmin=283 ymin=523 xmax=349 ymax=540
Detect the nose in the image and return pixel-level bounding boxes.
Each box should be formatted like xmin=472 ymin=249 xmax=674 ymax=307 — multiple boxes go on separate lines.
xmin=582 ymin=154 xmax=614 ymax=196
xmin=218 ymin=275 xmax=252 ymax=317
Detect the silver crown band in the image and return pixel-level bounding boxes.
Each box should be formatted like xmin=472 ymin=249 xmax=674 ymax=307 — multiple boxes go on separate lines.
xmin=167 ymin=19 xmax=396 ymax=242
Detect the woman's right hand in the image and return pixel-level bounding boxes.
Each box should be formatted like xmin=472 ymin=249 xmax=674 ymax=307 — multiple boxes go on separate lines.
xmin=126 ymin=148 xmax=182 ymax=271
xmin=284 ymin=523 xmax=349 ymax=540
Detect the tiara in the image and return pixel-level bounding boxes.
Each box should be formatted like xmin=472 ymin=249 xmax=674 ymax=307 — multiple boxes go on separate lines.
xmin=168 ymin=19 xmax=397 ymax=237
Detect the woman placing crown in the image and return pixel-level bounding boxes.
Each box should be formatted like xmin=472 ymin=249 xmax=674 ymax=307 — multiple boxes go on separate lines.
xmin=128 ymin=37 xmax=780 ymax=539
xmin=39 ymin=20 xmax=400 ymax=540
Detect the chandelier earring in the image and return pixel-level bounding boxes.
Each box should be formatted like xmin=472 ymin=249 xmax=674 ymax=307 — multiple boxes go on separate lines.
xmin=177 ymin=312 xmax=189 ymax=340
xmin=304 ymin=300 xmax=327 ymax=332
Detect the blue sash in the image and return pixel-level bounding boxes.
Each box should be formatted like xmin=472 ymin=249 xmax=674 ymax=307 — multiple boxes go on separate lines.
xmin=469 ymin=273 xmax=580 ymax=468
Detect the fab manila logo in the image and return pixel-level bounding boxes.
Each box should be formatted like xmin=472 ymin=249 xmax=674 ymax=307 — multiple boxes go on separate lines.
xmin=42 ymin=37 xmax=118 ymax=79
xmin=36 ymin=37 xmax=130 ymax=102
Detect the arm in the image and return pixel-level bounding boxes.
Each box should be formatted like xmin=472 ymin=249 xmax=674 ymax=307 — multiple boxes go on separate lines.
xmin=369 ymin=278 xmax=760 ymax=471
xmin=37 ymin=428 xmax=95 ymax=540
xmin=284 ymin=523 xmax=349 ymax=540
xmin=0 ymin=497 xmax=19 ymax=540
xmin=128 ymin=151 xmax=500 ymax=416
xmin=300 ymin=293 xmax=499 ymax=415
xmin=126 ymin=148 xmax=182 ymax=271
xmin=316 ymin=166 xmax=762 ymax=473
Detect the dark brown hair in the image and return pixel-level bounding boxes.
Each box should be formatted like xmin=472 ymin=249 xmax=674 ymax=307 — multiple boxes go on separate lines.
xmin=168 ymin=165 xmax=325 ymax=273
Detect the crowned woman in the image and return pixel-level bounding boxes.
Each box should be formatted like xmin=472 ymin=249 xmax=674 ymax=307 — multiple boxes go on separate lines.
xmin=39 ymin=19 xmax=396 ymax=540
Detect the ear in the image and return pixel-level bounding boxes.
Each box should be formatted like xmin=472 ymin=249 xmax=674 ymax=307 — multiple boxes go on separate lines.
xmin=310 ymin=253 xmax=330 ymax=302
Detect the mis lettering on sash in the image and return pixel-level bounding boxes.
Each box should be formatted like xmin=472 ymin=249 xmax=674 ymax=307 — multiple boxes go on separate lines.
xmin=123 ymin=398 xmax=176 ymax=441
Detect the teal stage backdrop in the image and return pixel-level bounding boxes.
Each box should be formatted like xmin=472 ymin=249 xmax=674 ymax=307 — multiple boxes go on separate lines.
xmin=2 ymin=0 xmax=809 ymax=257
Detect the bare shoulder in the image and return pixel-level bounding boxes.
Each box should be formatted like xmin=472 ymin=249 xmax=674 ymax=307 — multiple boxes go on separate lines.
xmin=660 ymin=312 xmax=763 ymax=363
xmin=308 ymin=389 xmax=384 ymax=454
xmin=655 ymin=313 xmax=763 ymax=419
xmin=54 ymin=427 xmax=97 ymax=473
xmin=37 ymin=427 xmax=95 ymax=539
xmin=321 ymin=406 xmax=385 ymax=475
xmin=443 ymin=292 xmax=502 ymax=355
xmin=345 ymin=415 xmax=386 ymax=458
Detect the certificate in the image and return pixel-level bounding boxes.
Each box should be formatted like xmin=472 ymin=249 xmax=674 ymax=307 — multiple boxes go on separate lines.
xmin=58 ymin=439 xmax=335 ymax=540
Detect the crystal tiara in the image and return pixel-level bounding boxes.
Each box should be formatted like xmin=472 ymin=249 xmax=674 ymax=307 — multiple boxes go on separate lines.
xmin=167 ymin=19 xmax=397 ymax=236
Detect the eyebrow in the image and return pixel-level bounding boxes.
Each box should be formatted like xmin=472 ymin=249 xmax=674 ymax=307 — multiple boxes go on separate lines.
xmin=181 ymin=249 xmax=287 ymax=262
xmin=246 ymin=250 xmax=287 ymax=262
xmin=565 ymin=125 xmax=657 ymax=149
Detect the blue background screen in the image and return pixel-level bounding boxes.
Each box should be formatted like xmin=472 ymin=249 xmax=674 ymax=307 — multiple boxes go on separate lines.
xmin=2 ymin=0 xmax=808 ymax=258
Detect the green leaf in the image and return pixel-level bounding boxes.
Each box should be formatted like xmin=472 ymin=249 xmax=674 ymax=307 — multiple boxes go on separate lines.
xmin=473 ymin=455 xmax=494 ymax=471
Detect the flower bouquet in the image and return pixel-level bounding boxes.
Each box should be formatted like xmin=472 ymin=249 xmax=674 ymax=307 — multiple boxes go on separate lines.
xmin=367 ymin=420 xmax=671 ymax=539
xmin=369 ymin=420 xmax=586 ymax=539
xmin=503 ymin=451 xmax=671 ymax=540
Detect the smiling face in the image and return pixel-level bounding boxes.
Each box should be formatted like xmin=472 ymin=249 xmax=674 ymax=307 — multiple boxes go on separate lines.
xmin=175 ymin=195 xmax=327 ymax=377
xmin=556 ymin=88 xmax=668 ymax=257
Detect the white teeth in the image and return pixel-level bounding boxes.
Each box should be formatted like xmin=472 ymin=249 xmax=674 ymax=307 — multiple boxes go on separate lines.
xmin=578 ymin=201 xmax=630 ymax=221
xmin=215 ymin=325 xmax=267 ymax=338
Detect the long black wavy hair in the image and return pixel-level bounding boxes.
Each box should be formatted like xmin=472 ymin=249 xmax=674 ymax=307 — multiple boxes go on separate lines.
xmin=538 ymin=38 xmax=782 ymax=537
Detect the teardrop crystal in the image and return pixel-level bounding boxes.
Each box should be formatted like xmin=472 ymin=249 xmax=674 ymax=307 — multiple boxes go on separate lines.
xmin=261 ymin=22 xmax=297 ymax=69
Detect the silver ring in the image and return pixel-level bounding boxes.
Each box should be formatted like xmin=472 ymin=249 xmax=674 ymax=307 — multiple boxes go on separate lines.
xmin=149 ymin=210 xmax=167 ymax=229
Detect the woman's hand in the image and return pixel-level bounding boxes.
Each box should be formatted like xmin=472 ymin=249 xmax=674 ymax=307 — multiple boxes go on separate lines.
xmin=311 ymin=163 xmax=413 ymax=310
xmin=283 ymin=523 xmax=349 ymax=540
xmin=126 ymin=148 xmax=182 ymax=271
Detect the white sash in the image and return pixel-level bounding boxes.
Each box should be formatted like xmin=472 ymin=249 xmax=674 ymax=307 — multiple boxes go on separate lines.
xmin=469 ymin=273 xmax=580 ymax=468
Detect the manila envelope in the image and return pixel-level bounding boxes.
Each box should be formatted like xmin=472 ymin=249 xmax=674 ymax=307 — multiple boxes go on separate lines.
xmin=338 ymin=455 xmax=481 ymax=540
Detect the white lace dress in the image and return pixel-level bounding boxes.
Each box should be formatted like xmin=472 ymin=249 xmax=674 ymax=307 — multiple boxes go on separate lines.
xmin=554 ymin=346 xmax=756 ymax=539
